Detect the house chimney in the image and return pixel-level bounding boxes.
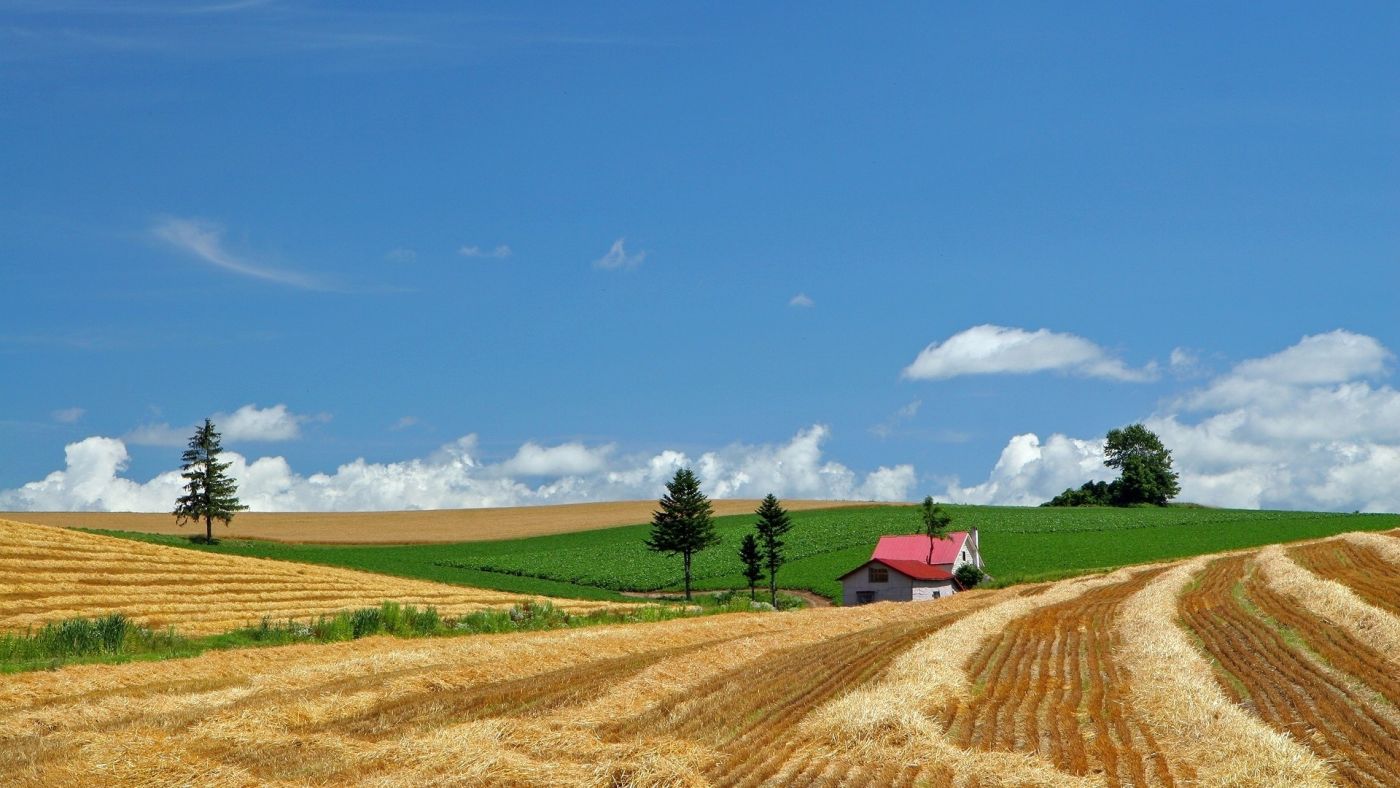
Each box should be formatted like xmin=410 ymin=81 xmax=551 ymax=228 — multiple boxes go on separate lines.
xmin=971 ymin=527 xmax=980 ymax=566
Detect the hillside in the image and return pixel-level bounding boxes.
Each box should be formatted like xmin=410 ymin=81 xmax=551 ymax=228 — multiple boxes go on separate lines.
xmin=1 ymin=499 xmax=870 ymax=544
xmin=0 ymin=519 xmax=615 ymax=635
xmin=84 ymin=504 xmax=1399 ymax=602
xmin=3 ymin=532 xmax=1398 ymax=785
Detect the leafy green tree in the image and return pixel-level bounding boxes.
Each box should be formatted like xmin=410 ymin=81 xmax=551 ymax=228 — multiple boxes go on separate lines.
xmin=645 ymin=468 xmax=719 ymax=601
xmin=173 ymin=419 xmax=248 ymax=543
xmin=738 ymin=533 xmax=763 ymax=601
xmin=753 ymin=493 xmax=793 ymax=607
xmin=1044 ymin=424 xmax=1181 ymax=507
xmin=1104 ymin=423 xmax=1180 ymax=506
xmin=918 ymin=496 xmax=953 ymax=561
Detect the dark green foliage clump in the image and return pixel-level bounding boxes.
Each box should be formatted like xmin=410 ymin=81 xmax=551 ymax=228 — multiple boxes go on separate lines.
xmin=1045 ymin=423 xmax=1181 ymax=508
xmin=738 ymin=533 xmax=763 ymax=600
xmin=645 ymin=468 xmax=720 ymax=600
xmin=954 ymin=563 xmax=986 ymax=589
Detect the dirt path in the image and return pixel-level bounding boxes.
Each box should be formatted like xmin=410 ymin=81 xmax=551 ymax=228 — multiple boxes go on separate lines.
xmin=619 ymin=589 xmax=833 ymax=607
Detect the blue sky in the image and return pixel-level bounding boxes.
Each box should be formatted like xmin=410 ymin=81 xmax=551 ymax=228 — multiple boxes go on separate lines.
xmin=2 ymin=2 xmax=1398 ymax=512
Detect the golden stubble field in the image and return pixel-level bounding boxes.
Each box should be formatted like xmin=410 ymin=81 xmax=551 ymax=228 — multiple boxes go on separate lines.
xmin=0 ymin=519 xmax=615 ymax=635
xmin=3 ymin=525 xmax=1399 ymax=786
xmin=0 ymin=499 xmax=874 ymax=544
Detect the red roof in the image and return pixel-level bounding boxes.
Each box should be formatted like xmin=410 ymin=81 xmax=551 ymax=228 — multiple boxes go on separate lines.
xmin=872 ymin=558 xmax=956 ymax=581
xmin=872 ymin=532 xmax=969 ymax=565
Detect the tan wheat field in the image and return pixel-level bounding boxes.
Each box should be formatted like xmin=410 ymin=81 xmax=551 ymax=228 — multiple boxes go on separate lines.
xmin=3 ymin=527 xmax=1400 ymax=786
xmin=0 ymin=499 xmax=874 ymax=544
xmin=0 ymin=519 xmax=615 ymax=635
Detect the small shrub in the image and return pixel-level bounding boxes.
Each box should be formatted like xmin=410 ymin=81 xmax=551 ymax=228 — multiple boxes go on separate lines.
xmin=955 ymin=563 xmax=987 ymax=589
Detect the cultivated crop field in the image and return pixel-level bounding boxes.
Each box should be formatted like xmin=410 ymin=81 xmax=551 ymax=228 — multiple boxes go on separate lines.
xmin=0 ymin=519 xmax=615 ymax=636
xmin=4 ymin=499 xmax=865 ymax=544
xmin=87 ymin=504 xmax=1399 ymax=601
xmin=4 ymin=531 xmax=1398 ymax=786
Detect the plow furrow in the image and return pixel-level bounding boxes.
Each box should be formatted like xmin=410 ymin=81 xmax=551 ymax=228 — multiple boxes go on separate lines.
xmin=1180 ymin=555 xmax=1400 ymax=786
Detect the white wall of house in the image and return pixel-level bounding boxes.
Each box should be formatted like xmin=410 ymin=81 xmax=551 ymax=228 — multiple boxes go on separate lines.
xmin=840 ymin=562 xmax=959 ymax=605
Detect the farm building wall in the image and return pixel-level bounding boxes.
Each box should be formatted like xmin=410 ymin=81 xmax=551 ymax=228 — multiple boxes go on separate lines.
xmin=840 ymin=563 xmax=958 ymax=605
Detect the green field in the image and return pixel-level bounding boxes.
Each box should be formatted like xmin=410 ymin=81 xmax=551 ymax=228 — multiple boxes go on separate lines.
xmin=87 ymin=504 xmax=1398 ymax=602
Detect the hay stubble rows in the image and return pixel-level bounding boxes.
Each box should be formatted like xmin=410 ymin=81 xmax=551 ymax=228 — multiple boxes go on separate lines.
xmin=3 ymin=521 xmax=1400 ymax=785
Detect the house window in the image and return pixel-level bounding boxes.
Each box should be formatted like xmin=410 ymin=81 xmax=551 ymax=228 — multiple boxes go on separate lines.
xmin=856 ymin=591 xmax=876 ymax=605
xmin=961 ymin=551 xmax=967 ymax=562
xmin=868 ymin=566 xmax=889 ymax=583
xmin=933 ymin=590 xmax=942 ymax=599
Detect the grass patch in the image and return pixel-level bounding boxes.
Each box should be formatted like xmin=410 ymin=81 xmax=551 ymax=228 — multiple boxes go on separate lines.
xmin=0 ymin=596 xmax=771 ymax=675
xmin=85 ymin=505 xmax=1398 ymax=603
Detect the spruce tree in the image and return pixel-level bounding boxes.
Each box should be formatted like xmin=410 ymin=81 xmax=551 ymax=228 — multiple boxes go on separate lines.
xmin=173 ymin=419 xmax=248 ymax=543
xmin=753 ymin=493 xmax=793 ymax=607
xmin=738 ymin=533 xmax=763 ymax=601
xmin=645 ymin=468 xmax=719 ymax=601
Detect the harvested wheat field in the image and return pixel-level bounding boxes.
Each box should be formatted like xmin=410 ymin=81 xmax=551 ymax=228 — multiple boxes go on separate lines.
xmin=0 ymin=519 xmax=614 ymax=635
xmin=0 ymin=500 xmax=871 ymax=544
xmin=4 ymin=532 xmax=1400 ymax=786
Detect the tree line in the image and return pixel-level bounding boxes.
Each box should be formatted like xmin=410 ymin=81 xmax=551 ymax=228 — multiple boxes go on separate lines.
xmin=1044 ymin=423 xmax=1181 ymax=507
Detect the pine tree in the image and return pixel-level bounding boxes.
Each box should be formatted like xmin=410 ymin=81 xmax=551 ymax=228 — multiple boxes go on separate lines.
xmin=753 ymin=493 xmax=793 ymax=607
xmin=645 ymin=468 xmax=719 ymax=601
xmin=738 ymin=533 xmax=763 ymax=601
xmin=173 ymin=419 xmax=248 ymax=543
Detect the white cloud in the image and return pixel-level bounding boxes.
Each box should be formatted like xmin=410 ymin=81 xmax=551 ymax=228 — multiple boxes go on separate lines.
xmin=870 ymin=399 xmax=921 ymax=439
xmin=593 ymin=237 xmax=646 ymax=270
xmin=0 ymin=425 xmax=914 ymax=512
xmin=51 ymin=407 xmax=85 ymax=424
xmin=384 ymin=248 xmax=417 ymax=263
xmin=948 ymin=330 xmax=1400 ymax=512
xmin=459 ymin=244 xmax=512 ymax=259
xmin=789 ymin=293 xmax=814 ymax=308
xmin=902 ymin=325 xmax=1157 ymax=382
xmin=391 ymin=416 xmax=419 ymax=430
xmin=500 ymin=441 xmax=613 ymax=477
xmin=125 ymin=404 xmax=317 ymax=446
xmin=152 ymin=217 xmax=326 ymax=290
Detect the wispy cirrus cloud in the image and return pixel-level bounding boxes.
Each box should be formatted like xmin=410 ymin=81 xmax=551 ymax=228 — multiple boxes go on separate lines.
xmin=789 ymin=293 xmax=814 ymax=308
xmin=594 ymin=237 xmax=646 ymax=270
xmin=152 ymin=217 xmax=329 ymax=291
xmin=902 ymin=325 xmax=1157 ymax=383
xmin=459 ymin=244 xmax=512 ymax=259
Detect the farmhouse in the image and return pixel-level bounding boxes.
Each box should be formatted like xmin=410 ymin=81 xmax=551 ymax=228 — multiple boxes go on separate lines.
xmin=839 ymin=529 xmax=983 ymax=605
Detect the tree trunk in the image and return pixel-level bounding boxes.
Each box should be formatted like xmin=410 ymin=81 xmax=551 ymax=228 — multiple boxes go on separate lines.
xmin=770 ymin=572 xmax=778 ymax=608
xmin=683 ymin=551 xmax=692 ymax=601
xmin=205 ymin=513 xmax=212 ymax=543
xmin=749 ymin=583 xmax=756 ymax=601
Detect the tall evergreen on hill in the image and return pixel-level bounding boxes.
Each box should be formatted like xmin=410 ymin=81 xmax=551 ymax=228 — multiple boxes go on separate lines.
xmin=645 ymin=468 xmax=719 ymax=601
xmin=753 ymin=493 xmax=793 ymax=607
xmin=173 ymin=419 xmax=248 ymax=543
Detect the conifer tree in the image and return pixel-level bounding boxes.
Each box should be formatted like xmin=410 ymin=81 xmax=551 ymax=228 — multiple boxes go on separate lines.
xmin=738 ymin=533 xmax=763 ymax=601
xmin=645 ymin=468 xmax=719 ymax=601
xmin=173 ymin=419 xmax=248 ymax=543
xmin=753 ymin=493 xmax=793 ymax=607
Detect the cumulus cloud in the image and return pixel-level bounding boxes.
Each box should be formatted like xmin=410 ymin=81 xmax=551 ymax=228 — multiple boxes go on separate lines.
xmin=789 ymin=293 xmax=814 ymax=308
xmin=125 ymin=404 xmax=317 ymax=446
xmin=459 ymin=244 xmax=512 ymax=259
xmin=51 ymin=407 xmax=85 ymax=424
xmin=947 ymin=330 xmax=1400 ymax=512
xmin=903 ymin=325 xmax=1156 ymax=382
xmin=594 ymin=237 xmax=646 ymax=270
xmin=0 ymin=425 xmax=915 ymax=512
xmin=152 ymin=217 xmax=327 ymax=290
